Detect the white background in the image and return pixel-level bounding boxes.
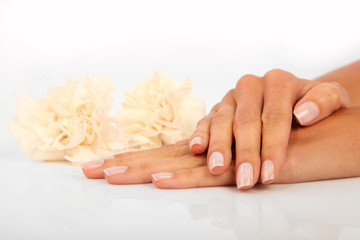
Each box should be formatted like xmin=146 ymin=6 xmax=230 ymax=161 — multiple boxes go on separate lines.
xmin=1 ymin=1 xmax=360 ymax=239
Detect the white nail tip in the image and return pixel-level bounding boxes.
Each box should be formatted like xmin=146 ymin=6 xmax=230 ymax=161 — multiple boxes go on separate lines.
xmin=209 ymin=152 xmax=225 ymax=172
xmin=81 ymin=159 xmax=104 ymax=170
xmin=261 ymin=160 xmax=275 ymax=183
xmin=294 ymin=101 xmax=320 ymax=125
xmin=189 ymin=137 xmax=202 ymax=148
xmin=237 ymin=163 xmax=253 ymax=189
xmin=151 ymin=172 xmax=174 ymax=181
xmin=104 ymin=166 xmax=128 ymax=176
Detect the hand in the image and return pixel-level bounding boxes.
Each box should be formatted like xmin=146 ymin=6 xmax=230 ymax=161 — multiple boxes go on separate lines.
xmin=82 ymin=107 xmax=360 ymax=188
xmin=82 ymin=139 xmax=235 ymax=188
xmin=188 ymin=69 xmax=350 ymax=189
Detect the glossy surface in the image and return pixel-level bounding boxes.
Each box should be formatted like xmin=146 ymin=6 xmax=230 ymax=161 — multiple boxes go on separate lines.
xmin=1 ymin=152 xmax=359 ymax=240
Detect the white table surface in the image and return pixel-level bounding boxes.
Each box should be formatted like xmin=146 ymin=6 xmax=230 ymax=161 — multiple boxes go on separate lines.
xmin=1 ymin=151 xmax=359 ymax=240
xmin=1 ymin=1 xmax=360 ymax=239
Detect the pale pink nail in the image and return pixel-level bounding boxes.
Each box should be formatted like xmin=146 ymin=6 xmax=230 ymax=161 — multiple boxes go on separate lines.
xmin=104 ymin=166 xmax=128 ymax=176
xmin=294 ymin=101 xmax=320 ymax=125
xmin=209 ymin=152 xmax=225 ymax=172
xmin=261 ymin=160 xmax=275 ymax=183
xmin=189 ymin=137 xmax=202 ymax=148
xmin=81 ymin=159 xmax=104 ymax=170
xmin=152 ymin=172 xmax=174 ymax=181
xmin=236 ymin=163 xmax=253 ymax=189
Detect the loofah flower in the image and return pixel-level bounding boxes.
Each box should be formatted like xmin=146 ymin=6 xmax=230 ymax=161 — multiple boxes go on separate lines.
xmin=116 ymin=71 xmax=206 ymax=150
xmin=9 ymin=78 xmax=128 ymax=163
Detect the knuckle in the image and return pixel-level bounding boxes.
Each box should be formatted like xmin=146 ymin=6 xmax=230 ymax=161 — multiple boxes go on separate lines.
xmin=196 ymin=116 xmax=210 ymax=128
xmin=218 ymin=103 xmax=234 ymax=114
xmin=236 ymin=74 xmax=258 ymax=89
xmin=139 ymin=163 xmax=152 ymax=173
xmin=224 ymin=89 xmax=235 ymax=99
xmin=212 ymin=104 xmax=234 ymax=125
xmin=264 ymin=68 xmax=287 ymax=80
xmin=196 ymin=118 xmax=206 ymax=127
xmin=261 ymin=106 xmax=290 ymax=126
xmin=210 ymin=103 xmax=221 ymax=113
xmin=263 ymin=69 xmax=296 ymax=88
xmin=320 ymin=83 xmax=342 ymax=106
xmin=211 ymin=110 xmax=227 ymax=125
xmin=182 ymin=168 xmax=197 ymax=180
xmin=233 ymin=108 xmax=259 ymax=131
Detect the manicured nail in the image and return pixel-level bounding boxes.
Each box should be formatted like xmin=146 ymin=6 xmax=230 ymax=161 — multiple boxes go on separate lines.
xmin=236 ymin=163 xmax=254 ymax=189
xmin=209 ymin=152 xmax=225 ymax=172
xmin=261 ymin=160 xmax=275 ymax=183
xmin=152 ymin=172 xmax=174 ymax=181
xmin=81 ymin=159 xmax=104 ymax=170
xmin=104 ymin=166 xmax=128 ymax=176
xmin=189 ymin=137 xmax=202 ymax=148
xmin=294 ymin=101 xmax=320 ymax=125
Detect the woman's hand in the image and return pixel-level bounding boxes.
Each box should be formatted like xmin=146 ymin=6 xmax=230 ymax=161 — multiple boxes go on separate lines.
xmin=188 ymin=69 xmax=349 ymax=189
xmin=82 ymin=107 xmax=360 ymax=189
xmin=81 ymin=139 xmax=235 ymax=188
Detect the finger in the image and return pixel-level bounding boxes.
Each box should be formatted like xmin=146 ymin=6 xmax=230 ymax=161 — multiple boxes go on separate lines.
xmin=104 ymin=154 xmax=206 ymax=184
xmin=233 ymin=74 xmax=263 ymax=189
xmin=260 ymin=69 xmax=302 ymax=184
xmin=82 ymin=142 xmax=191 ymax=179
xmin=207 ymin=89 xmax=236 ymax=175
xmin=152 ymin=165 xmax=235 ymax=189
xmin=293 ymin=82 xmax=350 ymax=126
xmin=113 ymin=139 xmax=189 ymax=158
xmin=189 ymin=103 xmax=220 ymax=154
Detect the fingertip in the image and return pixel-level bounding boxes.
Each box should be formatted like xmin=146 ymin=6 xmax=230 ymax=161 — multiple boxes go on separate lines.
xmin=81 ymin=159 xmax=105 ymax=179
xmin=237 ymin=185 xmax=254 ymax=190
xmin=209 ymin=166 xmax=227 ymax=175
xmin=189 ymin=137 xmax=207 ymax=154
xmin=81 ymin=167 xmax=92 ymax=179
xmin=293 ymin=101 xmax=320 ymax=126
xmin=261 ymin=160 xmax=275 ymax=184
xmin=81 ymin=159 xmax=104 ymax=171
xmin=208 ymin=151 xmax=227 ymax=175
xmin=190 ymin=145 xmax=206 ymax=154
xmin=236 ymin=162 xmax=256 ymax=189
xmin=151 ymin=172 xmax=175 ymax=189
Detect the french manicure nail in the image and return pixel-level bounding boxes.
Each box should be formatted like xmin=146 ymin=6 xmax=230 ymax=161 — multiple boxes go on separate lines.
xmin=152 ymin=172 xmax=174 ymax=181
xmin=236 ymin=163 xmax=254 ymax=189
xmin=189 ymin=137 xmax=202 ymax=148
xmin=262 ymin=160 xmax=275 ymax=183
xmin=209 ymin=152 xmax=225 ymax=172
xmin=104 ymin=166 xmax=128 ymax=176
xmin=81 ymin=159 xmax=104 ymax=170
xmin=294 ymin=101 xmax=320 ymax=125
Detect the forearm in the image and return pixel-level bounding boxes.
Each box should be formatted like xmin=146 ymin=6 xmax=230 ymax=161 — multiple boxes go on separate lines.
xmin=314 ymin=60 xmax=360 ymax=107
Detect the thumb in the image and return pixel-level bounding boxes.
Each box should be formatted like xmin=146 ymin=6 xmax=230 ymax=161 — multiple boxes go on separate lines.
xmin=293 ymin=82 xmax=350 ymax=126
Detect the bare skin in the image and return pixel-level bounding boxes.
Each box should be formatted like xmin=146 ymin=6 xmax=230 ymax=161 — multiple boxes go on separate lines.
xmin=188 ymin=60 xmax=360 ymax=189
xmin=82 ymin=106 xmax=360 ymax=189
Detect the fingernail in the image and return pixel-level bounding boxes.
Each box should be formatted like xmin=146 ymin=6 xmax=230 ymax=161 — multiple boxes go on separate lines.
xmin=152 ymin=172 xmax=174 ymax=181
xmin=261 ymin=160 xmax=275 ymax=183
xmin=294 ymin=101 xmax=320 ymax=125
xmin=104 ymin=166 xmax=128 ymax=176
xmin=81 ymin=159 xmax=104 ymax=170
xmin=189 ymin=137 xmax=202 ymax=148
xmin=236 ymin=163 xmax=253 ymax=189
xmin=209 ymin=152 xmax=225 ymax=172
